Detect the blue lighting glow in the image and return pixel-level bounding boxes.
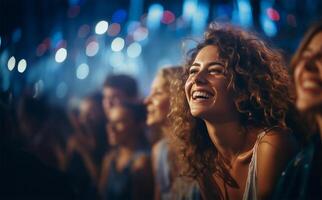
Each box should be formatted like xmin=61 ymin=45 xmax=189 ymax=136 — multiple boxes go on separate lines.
xmin=68 ymin=0 xmax=80 ymax=6
xmin=76 ymin=63 xmax=89 ymax=79
xmin=109 ymin=52 xmax=125 ymax=68
xmin=12 ymin=28 xmax=22 ymax=43
xmin=262 ymin=18 xmax=277 ymax=37
xmin=192 ymin=2 xmax=209 ymax=35
xmin=127 ymin=42 xmax=142 ymax=58
xmin=237 ymin=0 xmax=253 ymax=27
xmin=183 ymin=0 xmax=198 ymax=21
xmin=52 ymin=31 xmax=63 ymax=48
xmin=112 ymin=9 xmax=127 ymax=23
xmin=111 ymin=37 xmax=125 ymax=52
xmin=147 ymin=4 xmax=164 ymax=30
xmin=129 ymin=0 xmax=143 ymax=21
xmin=260 ymin=1 xmax=277 ymax=37
xmin=56 ymin=82 xmax=68 ymax=98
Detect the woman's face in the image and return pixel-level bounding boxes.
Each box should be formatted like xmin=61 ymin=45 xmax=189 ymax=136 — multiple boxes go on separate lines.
xmin=144 ymin=74 xmax=170 ymax=127
xmin=107 ymin=106 xmax=137 ymax=146
xmin=294 ymin=31 xmax=322 ymax=113
xmin=185 ymin=45 xmax=238 ymax=122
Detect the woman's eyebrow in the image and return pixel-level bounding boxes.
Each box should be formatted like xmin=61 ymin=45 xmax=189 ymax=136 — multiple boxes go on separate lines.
xmin=191 ymin=61 xmax=224 ymax=67
xmin=191 ymin=62 xmax=201 ymax=67
xmin=208 ymin=61 xmax=225 ymax=66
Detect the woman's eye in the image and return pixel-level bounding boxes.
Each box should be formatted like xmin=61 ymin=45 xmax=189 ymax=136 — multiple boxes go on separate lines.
xmin=209 ymin=68 xmax=224 ymax=75
xmin=189 ymin=68 xmax=198 ymax=75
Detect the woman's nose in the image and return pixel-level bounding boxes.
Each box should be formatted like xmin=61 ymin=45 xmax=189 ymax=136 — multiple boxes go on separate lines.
xmin=193 ymin=70 xmax=207 ymax=84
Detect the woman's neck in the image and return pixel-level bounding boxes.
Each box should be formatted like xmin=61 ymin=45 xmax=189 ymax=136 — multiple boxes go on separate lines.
xmin=204 ymin=120 xmax=251 ymax=163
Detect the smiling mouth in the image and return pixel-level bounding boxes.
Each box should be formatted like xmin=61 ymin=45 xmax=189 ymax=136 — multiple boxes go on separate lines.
xmin=192 ymin=91 xmax=214 ymax=100
xmin=302 ymin=80 xmax=322 ymax=89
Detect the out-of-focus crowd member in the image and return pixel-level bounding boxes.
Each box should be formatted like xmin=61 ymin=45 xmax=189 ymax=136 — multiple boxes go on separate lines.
xmin=17 ymin=93 xmax=69 ymax=171
xmin=274 ymin=21 xmax=322 ymax=200
xmin=145 ymin=66 xmax=201 ymax=200
xmin=102 ymin=74 xmax=139 ymax=118
xmin=0 ymin=91 xmax=75 ymax=199
xmin=65 ymin=92 xmax=108 ymax=199
xmin=169 ymin=23 xmax=298 ymax=200
xmin=102 ymin=74 xmax=140 ymax=148
xmin=99 ymin=102 xmax=153 ymax=200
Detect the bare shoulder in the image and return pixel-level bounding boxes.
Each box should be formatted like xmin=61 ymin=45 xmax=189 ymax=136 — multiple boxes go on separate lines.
xmin=256 ymin=127 xmax=299 ymax=199
xmin=258 ymin=127 xmax=298 ymax=154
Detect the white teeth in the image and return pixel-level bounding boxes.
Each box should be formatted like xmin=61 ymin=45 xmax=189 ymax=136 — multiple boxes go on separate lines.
xmin=192 ymin=91 xmax=211 ymax=99
xmin=302 ymin=81 xmax=320 ymax=89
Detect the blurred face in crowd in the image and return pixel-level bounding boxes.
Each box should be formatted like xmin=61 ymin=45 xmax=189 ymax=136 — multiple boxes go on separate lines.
xmin=79 ymin=99 xmax=101 ymax=124
xmin=102 ymin=87 xmax=127 ymax=119
xmin=294 ymin=31 xmax=322 ymax=113
xmin=144 ymin=74 xmax=170 ymax=127
xmin=107 ymin=106 xmax=137 ymax=146
xmin=185 ymin=45 xmax=238 ymax=122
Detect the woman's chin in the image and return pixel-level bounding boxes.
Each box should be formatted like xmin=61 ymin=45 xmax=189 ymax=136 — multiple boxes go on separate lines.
xmin=296 ymin=100 xmax=322 ymax=114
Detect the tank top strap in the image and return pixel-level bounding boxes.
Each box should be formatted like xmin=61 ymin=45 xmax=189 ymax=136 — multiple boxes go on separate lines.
xmin=243 ymin=126 xmax=279 ymax=200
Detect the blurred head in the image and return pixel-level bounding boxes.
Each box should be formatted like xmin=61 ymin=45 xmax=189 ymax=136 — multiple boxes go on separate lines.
xmin=292 ymin=22 xmax=322 ymax=114
xmin=144 ymin=66 xmax=182 ymax=127
xmin=102 ymin=74 xmax=138 ymax=118
xmin=107 ymin=102 xmax=147 ymax=147
xmin=79 ymin=92 xmax=106 ymax=126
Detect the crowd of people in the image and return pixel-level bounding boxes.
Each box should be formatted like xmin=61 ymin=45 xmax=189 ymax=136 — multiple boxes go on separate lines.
xmin=1 ymin=21 xmax=321 ymax=200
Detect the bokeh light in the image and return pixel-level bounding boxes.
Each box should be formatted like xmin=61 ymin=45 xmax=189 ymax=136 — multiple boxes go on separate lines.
xmin=86 ymin=41 xmax=99 ymax=57
xmin=107 ymin=23 xmax=121 ymax=36
xmin=56 ymin=82 xmax=68 ymax=98
xmin=267 ymin=8 xmax=280 ymax=21
xmin=55 ymin=48 xmax=67 ymax=63
xmin=36 ymin=43 xmax=47 ymax=56
xmin=78 ymin=24 xmax=90 ymax=38
xmin=127 ymin=42 xmax=142 ymax=58
xmin=161 ymin=10 xmax=175 ymax=24
xmin=7 ymin=56 xmax=16 ymax=71
xmin=76 ymin=63 xmax=89 ymax=79
xmin=111 ymin=37 xmax=125 ymax=52
xmin=17 ymin=59 xmax=27 ymax=73
xmin=95 ymin=20 xmax=109 ymax=35
xmin=133 ymin=27 xmax=148 ymax=41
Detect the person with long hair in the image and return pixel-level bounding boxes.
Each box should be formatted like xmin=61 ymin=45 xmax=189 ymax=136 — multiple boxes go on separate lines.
xmin=273 ymin=21 xmax=322 ymax=200
xmin=168 ymin=23 xmax=298 ymax=200
xmin=145 ymin=66 xmax=201 ymax=200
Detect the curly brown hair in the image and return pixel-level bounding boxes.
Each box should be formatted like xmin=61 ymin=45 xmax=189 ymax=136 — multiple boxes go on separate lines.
xmin=169 ymin=23 xmax=294 ymax=180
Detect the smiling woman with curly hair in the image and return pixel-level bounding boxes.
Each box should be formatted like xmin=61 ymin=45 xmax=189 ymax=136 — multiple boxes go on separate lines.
xmin=168 ymin=23 xmax=298 ymax=200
